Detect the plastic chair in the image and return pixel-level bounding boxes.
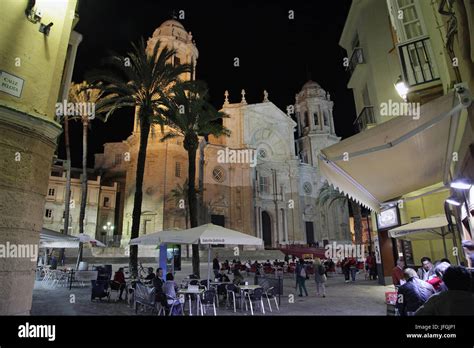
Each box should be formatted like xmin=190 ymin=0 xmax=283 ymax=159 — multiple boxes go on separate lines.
xmin=166 ymin=295 xmax=184 ymax=316
xmin=262 ymin=286 xmax=279 ymax=312
xmin=245 ymin=288 xmax=265 ymax=315
xmin=200 ymin=289 xmax=217 ymax=316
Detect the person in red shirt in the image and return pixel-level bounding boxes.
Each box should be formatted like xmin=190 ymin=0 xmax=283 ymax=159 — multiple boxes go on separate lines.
xmin=112 ymin=267 xmax=126 ymax=300
xmin=392 ymin=259 xmax=405 ymax=289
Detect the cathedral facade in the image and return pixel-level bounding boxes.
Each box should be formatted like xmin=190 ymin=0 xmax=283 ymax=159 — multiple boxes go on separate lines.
xmin=94 ymin=19 xmax=351 ymax=249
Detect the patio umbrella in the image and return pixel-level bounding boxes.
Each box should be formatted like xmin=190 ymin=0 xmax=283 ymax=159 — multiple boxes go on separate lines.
xmin=75 ymin=234 xmax=106 ymax=270
xmin=40 ymin=228 xmax=80 ymax=248
xmin=131 ymin=223 xmax=263 ymax=286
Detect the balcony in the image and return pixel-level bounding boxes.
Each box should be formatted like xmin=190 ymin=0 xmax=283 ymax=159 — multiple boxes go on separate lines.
xmin=354 ymin=106 xmax=376 ymax=132
xmin=347 ymin=47 xmax=365 ymax=77
xmin=398 ymin=36 xmax=440 ymax=87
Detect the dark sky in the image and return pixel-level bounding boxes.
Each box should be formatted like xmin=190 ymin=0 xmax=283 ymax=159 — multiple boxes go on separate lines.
xmin=62 ymin=0 xmax=355 ymax=167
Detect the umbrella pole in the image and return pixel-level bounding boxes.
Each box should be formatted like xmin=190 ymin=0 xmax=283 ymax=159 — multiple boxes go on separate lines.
xmin=207 ymin=244 xmax=211 ymax=289
xmin=75 ymin=242 xmax=83 ymax=270
xmin=441 ymin=227 xmax=448 ymax=259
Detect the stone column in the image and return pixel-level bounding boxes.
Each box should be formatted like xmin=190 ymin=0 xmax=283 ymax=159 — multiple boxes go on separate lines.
xmin=0 ymin=108 xmax=61 ymax=315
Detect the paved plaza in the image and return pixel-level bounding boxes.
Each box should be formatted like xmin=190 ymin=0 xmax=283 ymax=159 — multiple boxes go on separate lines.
xmin=31 ymin=261 xmax=393 ymax=316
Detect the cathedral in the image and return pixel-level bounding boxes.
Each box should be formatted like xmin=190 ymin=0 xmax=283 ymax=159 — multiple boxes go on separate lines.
xmin=94 ymin=19 xmax=351 ymax=249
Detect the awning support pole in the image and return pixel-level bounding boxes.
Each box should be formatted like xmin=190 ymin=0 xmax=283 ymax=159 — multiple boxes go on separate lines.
xmin=207 ymin=244 xmax=211 ymax=289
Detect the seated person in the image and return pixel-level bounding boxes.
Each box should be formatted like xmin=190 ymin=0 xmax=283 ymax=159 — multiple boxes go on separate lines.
xmin=111 ymin=267 xmax=127 ymax=300
xmin=216 ymin=269 xmax=230 ymax=282
xmin=163 ymin=273 xmax=182 ymax=315
xmin=233 ymin=268 xmax=244 ymax=285
xmin=144 ymin=267 xmax=155 ymax=283
xmin=152 ymin=268 xmax=165 ymax=302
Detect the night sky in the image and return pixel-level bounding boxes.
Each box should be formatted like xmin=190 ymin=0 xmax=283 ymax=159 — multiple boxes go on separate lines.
xmin=62 ymin=0 xmax=355 ymax=167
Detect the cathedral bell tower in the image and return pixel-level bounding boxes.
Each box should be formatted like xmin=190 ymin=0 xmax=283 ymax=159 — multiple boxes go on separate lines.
xmin=294 ymin=80 xmax=340 ymax=166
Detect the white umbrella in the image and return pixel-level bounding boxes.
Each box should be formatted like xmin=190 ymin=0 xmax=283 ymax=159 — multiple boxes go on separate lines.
xmin=40 ymin=228 xmax=80 ymax=248
xmin=130 ymin=223 xmax=263 ymax=286
xmin=128 ymin=228 xmax=181 ymax=245
xmin=77 ymin=233 xmax=106 ymax=247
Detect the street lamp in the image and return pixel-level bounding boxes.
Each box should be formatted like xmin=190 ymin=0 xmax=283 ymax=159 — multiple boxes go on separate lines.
xmin=395 ymin=76 xmax=409 ymax=101
xmin=102 ymin=222 xmax=114 ymax=243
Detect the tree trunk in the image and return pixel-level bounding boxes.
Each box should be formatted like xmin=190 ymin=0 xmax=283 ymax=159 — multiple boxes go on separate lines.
xmin=78 ymin=122 xmax=88 ymax=265
xmin=186 ymin=136 xmax=200 ymax=277
xmin=129 ymin=118 xmax=151 ymax=277
xmin=350 ymin=200 xmax=363 ymax=244
xmin=198 ymin=138 xmax=206 ymax=225
xmin=61 ymin=114 xmax=72 ymax=264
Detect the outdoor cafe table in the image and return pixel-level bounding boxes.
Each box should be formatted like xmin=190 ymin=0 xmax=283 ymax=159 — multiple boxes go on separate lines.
xmin=178 ymin=288 xmax=205 ymax=316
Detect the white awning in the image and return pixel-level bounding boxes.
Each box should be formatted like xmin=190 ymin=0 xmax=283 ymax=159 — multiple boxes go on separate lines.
xmin=40 ymin=228 xmax=80 ymax=248
xmin=318 ymin=92 xmax=467 ymax=212
xmin=389 ymin=214 xmax=453 ymax=241
xmin=129 ymin=223 xmax=263 ymax=246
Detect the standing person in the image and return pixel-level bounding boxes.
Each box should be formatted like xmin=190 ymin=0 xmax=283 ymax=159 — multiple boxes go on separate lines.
xmin=348 ymin=257 xmax=357 ymax=282
xmin=396 ymin=268 xmax=435 ymax=316
xmin=417 ymin=257 xmax=435 ymax=281
xmin=232 ymin=268 xmax=244 ymax=285
xmin=392 ymin=259 xmax=405 ymax=289
xmin=314 ymin=258 xmax=327 ymax=298
xmin=284 ymin=254 xmax=289 ymax=264
xmin=112 ymin=267 xmax=127 ymax=301
xmin=341 ymin=258 xmax=350 ymax=283
xmin=213 ymin=253 xmax=220 ymax=278
xmin=365 ymin=252 xmax=376 ymax=280
xmin=295 ymin=260 xmax=309 ymax=297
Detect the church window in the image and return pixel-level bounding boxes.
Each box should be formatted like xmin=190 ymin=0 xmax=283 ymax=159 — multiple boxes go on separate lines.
xmin=174 ymin=56 xmax=181 ymax=66
xmin=258 ymin=148 xmax=267 ymax=159
xmin=313 ymin=113 xmax=319 ymax=126
xmin=323 ymin=110 xmax=329 ymax=127
xmin=303 ymin=182 xmax=313 ymax=195
xmin=175 ymin=162 xmax=181 ymax=177
xmin=48 ymin=188 xmax=55 ymax=197
xmin=212 ymin=166 xmax=225 ymax=183
xmin=103 ymin=196 xmax=110 ymax=208
xmin=259 ymin=176 xmax=270 ymax=194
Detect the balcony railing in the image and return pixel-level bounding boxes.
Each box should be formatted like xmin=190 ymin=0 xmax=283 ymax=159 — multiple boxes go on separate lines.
xmin=354 ymin=106 xmax=376 ymax=132
xmin=398 ymin=36 xmax=440 ymax=87
xmin=347 ymin=47 xmax=365 ymax=76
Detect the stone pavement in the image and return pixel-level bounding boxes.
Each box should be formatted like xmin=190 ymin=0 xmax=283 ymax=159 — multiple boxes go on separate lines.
xmin=31 ymin=262 xmax=393 ymax=316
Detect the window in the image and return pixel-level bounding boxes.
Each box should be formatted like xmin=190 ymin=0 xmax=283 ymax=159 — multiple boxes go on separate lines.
xmin=393 ymin=0 xmax=426 ymax=41
xmin=114 ymin=153 xmax=122 ymax=165
xmin=48 ymin=188 xmax=55 ymax=197
xmin=45 ymin=209 xmax=52 ymax=218
xmin=303 ymin=182 xmax=313 ymax=195
xmin=175 ymin=162 xmax=181 ymax=178
xmin=212 ymin=166 xmax=225 ymax=183
xmin=313 ymin=113 xmax=319 ymax=126
xmin=323 ymin=110 xmax=329 ymax=127
xmin=259 ymin=176 xmax=270 ymax=194
xmin=103 ymin=196 xmax=110 ymax=208
xmin=304 ymin=111 xmax=309 ymax=127
xmin=258 ymin=148 xmax=267 ymax=159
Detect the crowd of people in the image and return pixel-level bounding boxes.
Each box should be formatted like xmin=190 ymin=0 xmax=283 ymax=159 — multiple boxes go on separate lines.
xmin=391 ymin=256 xmax=474 ymax=315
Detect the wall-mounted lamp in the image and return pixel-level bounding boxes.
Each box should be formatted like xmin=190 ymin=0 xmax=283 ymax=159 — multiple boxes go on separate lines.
xmin=395 ymin=76 xmax=409 ymax=101
xmin=450 ymin=178 xmax=473 ymax=190
xmin=25 ymin=0 xmax=41 ymax=23
xmin=39 ymin=22 xmax=53 ymax=36
xmin=446 ymin=196 xmax=461 ymax=206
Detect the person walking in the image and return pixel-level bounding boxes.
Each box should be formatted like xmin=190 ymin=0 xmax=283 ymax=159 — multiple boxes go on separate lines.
xmin=341 ymin=258 xmax=350 ymax=283
xmin=295 ymin=259 xmax=309 ymax=297
xmin=314 ymin=258 xmax=327 ymax=297
xmin=213 ymin=253 xmax=220 ymax=278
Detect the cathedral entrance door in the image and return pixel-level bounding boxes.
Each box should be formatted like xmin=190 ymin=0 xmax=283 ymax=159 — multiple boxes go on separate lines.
xmin=305 ymin=221 xmax=315 ymax=245
xmin=262 ymin=211 xmax=272 ymax=248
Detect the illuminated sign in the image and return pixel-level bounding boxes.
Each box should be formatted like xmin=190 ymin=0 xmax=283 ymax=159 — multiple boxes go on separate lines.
xmin=376 ymin=206 xmax=400 ymax=230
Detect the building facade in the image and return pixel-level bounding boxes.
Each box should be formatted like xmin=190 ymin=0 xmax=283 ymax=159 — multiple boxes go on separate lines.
xmin=338 ymin=0 xmax=474 ymax=283
xmin=94 ymin=19 xmax=351 ymax=250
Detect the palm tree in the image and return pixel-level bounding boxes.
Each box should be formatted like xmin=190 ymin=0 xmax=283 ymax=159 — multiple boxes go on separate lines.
xmin=316 ymin=181 xmax=363 ymax=244
xmin=68 ymin=81 xmax=104 ymax=267
xmin=169 ymin=179 xmax=190 ymax=229
xmin=161 ymin=80 xmax=230 ymax=277
xmin=87 ymin=39 xmax=190 ymax=276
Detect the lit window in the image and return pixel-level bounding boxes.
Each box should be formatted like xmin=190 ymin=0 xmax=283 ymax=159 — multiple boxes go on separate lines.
xmin=175 ymin=162 xmax=181 ymax=178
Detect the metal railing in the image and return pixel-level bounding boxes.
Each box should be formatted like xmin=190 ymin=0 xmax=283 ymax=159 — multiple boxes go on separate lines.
xmin=353 ymin=106 xmax=376 ymax=132
xmin=398 ymin=36 xmax=440 ymax=87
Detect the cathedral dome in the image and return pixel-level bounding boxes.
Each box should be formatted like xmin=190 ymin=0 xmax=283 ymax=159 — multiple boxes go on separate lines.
xmin=152 ymin=19 xmax=191 ymax=43
xmin=301 ymin=80 xmax=327 ymax=98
